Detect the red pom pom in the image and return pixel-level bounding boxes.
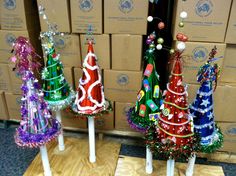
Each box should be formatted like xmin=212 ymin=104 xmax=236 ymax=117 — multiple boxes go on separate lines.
xmin=176 ymin=33 xmax=184 ymax=41
xmin=176 ymin=33 xmax=188 ymax=42
xmin=158 ymin=22 xmax=165 ymax=30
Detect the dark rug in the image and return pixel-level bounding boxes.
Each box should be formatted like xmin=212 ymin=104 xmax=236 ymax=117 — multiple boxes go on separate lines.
xmin=0 ymin=127 xmax=39 ymax=176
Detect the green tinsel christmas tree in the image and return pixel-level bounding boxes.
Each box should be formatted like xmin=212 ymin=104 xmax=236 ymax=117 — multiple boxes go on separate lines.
xmin=127 ymin=32 xmax=163 ymax=133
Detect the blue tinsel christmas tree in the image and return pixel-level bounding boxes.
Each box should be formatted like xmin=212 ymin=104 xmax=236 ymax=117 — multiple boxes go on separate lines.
xmin=189 ymin=46 xmax=223 ymax=153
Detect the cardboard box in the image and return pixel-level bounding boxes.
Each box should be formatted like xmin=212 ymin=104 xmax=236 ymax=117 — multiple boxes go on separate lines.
xmin=177 ymin=42 xmax=226 ymax=84
xmin=63 ymin=67 xmax=73 ymax=88
xmin=188 ymin=84 xmax=236 ymax=122
xmin=214 ymin=85 xmax=236 ymax=122
xmin=61 ymin=110 xmax=87 ymax=129
xmin=37 ymin=0 xmax=71 ymax=32
xmin=8 ymin=64 xmax=21 ymax=94
xmin=0 ymin=0 xmax=39 ymax=30
xmin=0 ymin=64 xmax=11 ymax=92
xmin=70 ymin=0 xmax=102 ymax=34
xmin=221 ymin=45 xmax=236 ymax=84
xmin=5 ymin=92 xmax=21 ymax=121
xmin=95 ymin=102 xmax=114 ymax=130
xmin=104 ymin=0 xmax=148 ymax=34
xmin=73 ymin=67 xmax=83 ymax=89
xmin=80 ymin=34 xmax=110 ymax=69
xmin=53 ymin=34 xmax=81 ymax=67
xmin=111 ymin=34 xmax=142 ymax=71
xmin=115 ymin=102 xmax=136 ymax=131
xmin=218 ymin=122 xmax=236 ymax=153
xmin=225 ymin=0 xmax=236 ymax=44
xmin=0 ymin=91 xmax=9 ymax=120
xmin=104 ymin=70 xmax=142 ymax=102
xmin=172 ymin=0 xmax=232 ymax=42
xmin=0 ymin=30 xmax=41 ymax=64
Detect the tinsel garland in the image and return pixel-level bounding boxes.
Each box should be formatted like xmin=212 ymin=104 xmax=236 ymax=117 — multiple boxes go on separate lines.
xmin=199 ymin=125 xmax=223 ymax=153
xmin=46 ymin=87 xmax=75 ymax=111
xmin=15 ymin=119 xmax=61 ymax=148
xmin=126 ymin=107 xmax=148 ymax=133
xmin=145 ymin=125 xmax=201 ymax=161
xmin=68 ymin=99 xmax=113 ymax=118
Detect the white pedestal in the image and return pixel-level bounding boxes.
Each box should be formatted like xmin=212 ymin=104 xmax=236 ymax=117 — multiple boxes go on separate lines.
xmin=186 ymin=154 xmax=196 ymax=176
xmin=145 ymin=146 xmax=153 ymax=174
xmin=56 ymin=110 xmax=65 ymax=151
xmin=88 ymin=116 xmax=96 ymax=163
xmin=167 ymin=159 xmax=175 ymax=176
xmin=40 ymin=145 xmax=52 ymax=176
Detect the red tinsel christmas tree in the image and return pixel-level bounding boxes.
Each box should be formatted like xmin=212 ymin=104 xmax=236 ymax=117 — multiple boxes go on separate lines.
xmin=147 ymin=51 xmax=199 ymax=160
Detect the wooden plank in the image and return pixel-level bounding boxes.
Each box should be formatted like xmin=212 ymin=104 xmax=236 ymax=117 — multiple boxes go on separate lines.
xmin=115 ymin=156 xmax=224 ymax=176
xmin=198 ymin=151 xmax=236 ymax=163
xmin=24 ymin=137 xmax=120 ymax=176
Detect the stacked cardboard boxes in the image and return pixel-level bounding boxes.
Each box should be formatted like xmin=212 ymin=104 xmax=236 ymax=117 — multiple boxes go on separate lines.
xmin=103 ymin=0 xmax=148 ymax=131
xmin=0 ymin=1 xmax=41 ymax=121
xmin=172 ymin=0 xmax=236 ymax=152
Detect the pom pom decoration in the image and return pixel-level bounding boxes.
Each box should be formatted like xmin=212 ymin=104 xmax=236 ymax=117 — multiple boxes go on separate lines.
xmin=147 ymin=16 xmax=154 ymax=22
xmin=180 ymin=11 xmax=188 ymax=19
xmin=158 ymin=22 xmax=165 ymax=30
xmin=177 ymin=42 xmax=186 ymax=51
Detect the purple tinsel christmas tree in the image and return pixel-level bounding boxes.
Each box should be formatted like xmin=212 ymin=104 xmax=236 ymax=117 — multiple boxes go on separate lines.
xmin=11 ymin=36 xmax=61 ymax=148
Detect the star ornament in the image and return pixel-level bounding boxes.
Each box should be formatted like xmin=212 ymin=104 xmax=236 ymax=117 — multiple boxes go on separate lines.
xmin=208 ymin=112 xmax=214 ymax=120
xmin=200 ymin=99 xmax=210 ymax=107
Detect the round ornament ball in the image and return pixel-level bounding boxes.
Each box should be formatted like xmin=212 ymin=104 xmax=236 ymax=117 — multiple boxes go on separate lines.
xmin=177 ymin=42 xmax=186 ymax=51
xmin=157 ymin=38 xmax=164 ymax=44
xmin=149 ymin=43 xmax=156 ymax=49
xmin=146 ymin=38 xmax=152 ymax=45
xmin=147 ymin=16 xmax=153 ymax=22
xmin=179 ymin=22 xmax=184 ymax=27
xmin=180 ymin=11 xmax=188 ymax=19
xmin=169 ymin=49 xmax=175 ymax=54
xmin=156 ymin=44 xmax=162 ymax=50
xmin=158 ymin=22 xmax=165 ymax=30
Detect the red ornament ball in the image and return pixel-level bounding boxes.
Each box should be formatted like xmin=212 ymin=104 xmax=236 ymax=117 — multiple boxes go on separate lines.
xmin=52 ymin=53 xmax=57 ymax=58
xmin=158 ymin=22 xmax=165 ymax=30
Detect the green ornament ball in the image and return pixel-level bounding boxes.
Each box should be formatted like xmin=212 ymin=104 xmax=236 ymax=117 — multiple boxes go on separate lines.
xmin=157 ymin=38 xmax=164 ymax=44
xmin=169 ymin=49 xmax=175 ymax=54
xmin=149 ymin=43 xmax=155 ymax=49
xmin=179 ymin=22 xmax=184 ymax=27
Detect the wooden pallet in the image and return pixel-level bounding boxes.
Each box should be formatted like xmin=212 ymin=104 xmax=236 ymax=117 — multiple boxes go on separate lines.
xmin=24 ymin=137 xmax=120 ymax=176
xmin=115 ymin=156 xmax=225 ymax=176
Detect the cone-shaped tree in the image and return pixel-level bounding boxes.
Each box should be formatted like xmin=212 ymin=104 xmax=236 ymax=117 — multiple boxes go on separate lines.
xmin=146 ymin=51 xmax=199 ymax=160
xmin=127 ymin=32 xmax=163 ymax=132
xmin=190 ymin=46 xmax=223 ymax=153
xmin=11 ymin=36 xmax=61 ymax=148
xmin=72 ymin=40 xmax=106 ymax=115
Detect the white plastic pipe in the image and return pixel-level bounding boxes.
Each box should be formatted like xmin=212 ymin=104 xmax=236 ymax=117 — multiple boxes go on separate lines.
xmin=167 ymin=159 xmax=175 ymax=176
xmin=88 ymin=116 xmax=96 ymax=163
xmin=186 ymin=154 xmax=196 ymax=176
xmin=40 ymin=145 xmax=52 ymax=176
xmin=146 ymin=146 xmax=153 ymax=174
xmin=56 ymin=110 xmax=65 ymax=151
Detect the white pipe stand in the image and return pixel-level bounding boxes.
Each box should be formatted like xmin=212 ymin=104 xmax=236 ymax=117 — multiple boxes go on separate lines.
xmin=146 ymin=146 xmax=153 ymax=174
xmin=40 ymin=145 xmax=52 ymax=176
xmin=56 ymin=110 xmax=65 ymax=151
xmin=186 ymin=154 xmax=196 ymax=176
xmin=88 ymin=116 xmax=96 ymax=163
